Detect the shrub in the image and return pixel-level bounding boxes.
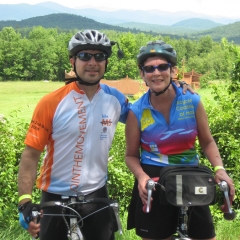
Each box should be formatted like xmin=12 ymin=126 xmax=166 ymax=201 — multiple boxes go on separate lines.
xmin=107 ymin=123 xmax=134 ymax=215
xmin=196 ymin=85 xmax=240 ymax=220
xmin=0 ymin=114 xmax=28 ymax=227
xmin=0 ymin=113 xmax=41 ymax=228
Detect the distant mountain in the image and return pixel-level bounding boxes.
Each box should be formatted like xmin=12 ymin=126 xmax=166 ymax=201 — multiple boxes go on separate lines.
xmin=172 ymin=18 xmax=222 ymax=30
xmin=190 ymin=21 xmax=240 ymax=44
xmin=116 ymin=19 xmax=223 ymax=35
xmin=0 ymin=13 xmax=132 ymax=32
xmin=0 ymin=13 xmax=239 ymax=44
xmin=0 ymin=1 xmax=240 ymax=25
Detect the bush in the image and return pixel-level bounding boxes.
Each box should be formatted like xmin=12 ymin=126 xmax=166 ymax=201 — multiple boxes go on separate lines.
xmin=0 ymin=113 xmax=41 ymax=228
xmin=196 ymin=85 xmax=240 ymax=219
xmin=107 ymin=123 xmax=134 ymax=215
xmin=199 ymin=71 xmax=213 ymax=89
xmin=0 ymin=113 xmax=28 ymax=227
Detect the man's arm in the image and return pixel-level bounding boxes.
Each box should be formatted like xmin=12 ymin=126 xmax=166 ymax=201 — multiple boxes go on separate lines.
xmin=18 ymin=145 xmax=41 ymax=205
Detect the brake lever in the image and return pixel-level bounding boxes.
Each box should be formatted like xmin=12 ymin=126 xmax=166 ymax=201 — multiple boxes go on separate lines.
xmin=31 ymin=207 xmax=40 ymax=240
xmin=143 ymin=177 xmax=159 ymax=213
xmin=111 ymin=202 xmax=123 ymax=235
xmin=218 ymin=181 xmax=236 ymax=220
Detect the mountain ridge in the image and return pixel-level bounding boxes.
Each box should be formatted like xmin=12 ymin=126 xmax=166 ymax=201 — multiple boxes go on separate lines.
xmin=1 ymin=1 xmax=240 ymax=25
xmin=1 ymin=13 xmax=240 ymax=44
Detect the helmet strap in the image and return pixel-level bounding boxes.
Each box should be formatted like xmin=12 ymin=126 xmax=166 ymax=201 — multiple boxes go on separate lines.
xmin=71 ymin=61 xmax=108 ymax=86
xmin=153 ymin=78 xmax=172 ymax=96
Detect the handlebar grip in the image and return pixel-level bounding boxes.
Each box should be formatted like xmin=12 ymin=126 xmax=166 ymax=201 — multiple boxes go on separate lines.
xmin=223 ymin=211 xmax=236 ymax=220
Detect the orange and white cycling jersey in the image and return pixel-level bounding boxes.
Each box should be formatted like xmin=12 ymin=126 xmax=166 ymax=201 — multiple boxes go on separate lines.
xmin=24 ymin=82 xmax=130 ymax=196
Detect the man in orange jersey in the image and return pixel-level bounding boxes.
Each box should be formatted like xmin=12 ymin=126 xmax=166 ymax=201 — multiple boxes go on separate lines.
xmin=17 ymin=30 xmax=192 ymax=240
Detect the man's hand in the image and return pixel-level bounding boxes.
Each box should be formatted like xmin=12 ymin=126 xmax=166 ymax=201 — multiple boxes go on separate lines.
xmin=18 ymin=201 xmax=40 ymax=230
xmin=173 ymin=80 xmax=196 ymax=95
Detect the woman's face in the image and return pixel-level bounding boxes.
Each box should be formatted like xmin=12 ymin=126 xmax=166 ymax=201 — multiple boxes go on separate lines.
xmin=141 ymin=56 xmax=176 ymax=93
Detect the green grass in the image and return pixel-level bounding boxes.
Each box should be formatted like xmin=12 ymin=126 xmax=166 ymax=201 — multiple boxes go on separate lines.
xmin=1 ymin=213 xmax=240 ymax=240
xmin=0 ymin=81 xmax=217 ymax=123
xmin=0 ymin=81 xmax=64 ymax=121
xmin=215 ymin=217 xmax=240 ymax=240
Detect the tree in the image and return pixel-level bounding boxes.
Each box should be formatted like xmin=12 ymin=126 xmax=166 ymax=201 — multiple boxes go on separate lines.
xmin=0 ymin=27 xmax=25 ymax=80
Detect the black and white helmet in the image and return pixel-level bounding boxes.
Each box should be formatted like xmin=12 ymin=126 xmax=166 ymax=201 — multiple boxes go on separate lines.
xmin=68 ymin=29 xmax=112 ymax=57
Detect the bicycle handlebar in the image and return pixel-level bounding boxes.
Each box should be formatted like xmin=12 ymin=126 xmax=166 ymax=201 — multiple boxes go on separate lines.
xmin=38 ymin=198 xmax=118 ymax=208
xmin=31 ymin=196 xmax=123 ymax=240
xmin=144 ymin=179 xmax=236 ymax=220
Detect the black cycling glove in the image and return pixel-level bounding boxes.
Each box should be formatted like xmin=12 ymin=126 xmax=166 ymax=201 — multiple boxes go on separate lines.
xmin=18 ymin=201 xmax=40 ymax=230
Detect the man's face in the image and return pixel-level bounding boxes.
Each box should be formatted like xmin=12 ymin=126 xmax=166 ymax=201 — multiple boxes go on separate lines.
xmin=71 ymin=50 xmax=107 ymax=84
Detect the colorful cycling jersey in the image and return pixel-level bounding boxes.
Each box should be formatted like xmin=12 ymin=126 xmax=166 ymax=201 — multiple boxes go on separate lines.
xmin=24 ymin=82 xmax=130 ymax=196
xmin=130 ymin=84 xmax=200 ymax=166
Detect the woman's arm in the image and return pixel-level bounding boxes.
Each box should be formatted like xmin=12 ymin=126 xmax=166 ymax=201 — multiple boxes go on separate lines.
xmin=196 ymin=101 xmax=235 ymax=196
xmin=125 ymin=110 xmax=150 ymax=203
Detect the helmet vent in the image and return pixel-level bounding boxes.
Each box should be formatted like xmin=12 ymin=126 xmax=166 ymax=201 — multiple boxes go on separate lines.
xmin=97 ymin=35 xmax=102 ymax=42
xmin=85 ymin=33 xmax=91 ymax=40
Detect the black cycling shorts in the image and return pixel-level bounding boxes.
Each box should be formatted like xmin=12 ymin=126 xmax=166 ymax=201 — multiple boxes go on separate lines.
xmin=39 ymin=185 xmax=115 ymax=240
xmin=127 ymin=164 xmax=216 ymax=239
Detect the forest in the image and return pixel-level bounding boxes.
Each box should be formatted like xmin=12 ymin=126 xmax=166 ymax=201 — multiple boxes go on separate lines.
xmin=0 ymin=25 xmax=237 ymax=82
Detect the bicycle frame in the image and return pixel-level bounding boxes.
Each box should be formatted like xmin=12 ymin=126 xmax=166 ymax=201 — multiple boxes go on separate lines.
xmin=31 ymin=192 xmax=123 ymax=240
xmin=144 ymin=179 xmax=235 ymax=240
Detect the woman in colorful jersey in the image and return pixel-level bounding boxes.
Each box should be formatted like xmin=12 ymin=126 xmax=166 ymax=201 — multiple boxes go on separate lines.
xmin=125 ymin=40 xmax=235 ymax=240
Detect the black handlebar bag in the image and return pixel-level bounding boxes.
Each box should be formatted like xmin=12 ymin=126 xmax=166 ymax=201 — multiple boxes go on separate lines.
xmin=158 ymin=165 xmax=216 ymax=206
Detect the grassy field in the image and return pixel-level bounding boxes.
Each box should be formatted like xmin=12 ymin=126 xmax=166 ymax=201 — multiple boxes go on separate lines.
xmin=0 ymin=81 xmax=64 ymax=121
xmin=0 ymin=81 xmax=213 ymax=123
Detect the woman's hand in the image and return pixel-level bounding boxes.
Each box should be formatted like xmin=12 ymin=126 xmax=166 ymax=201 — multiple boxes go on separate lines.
xmin=215 ymin=169 xmax=235 ymax=197
xmin=137 ymin=174 xmax=152 ymax=204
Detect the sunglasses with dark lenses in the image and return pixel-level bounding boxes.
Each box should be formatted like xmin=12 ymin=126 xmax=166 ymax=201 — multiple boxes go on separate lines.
xmin=142 ymin=63 xmax=171 ymax=73
xmin=76 ymin=52 xmax=107 ymax=62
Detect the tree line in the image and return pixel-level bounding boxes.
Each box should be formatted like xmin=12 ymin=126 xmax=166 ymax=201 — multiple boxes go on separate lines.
xmin=0 ymin=26 xmax=237 ymax=81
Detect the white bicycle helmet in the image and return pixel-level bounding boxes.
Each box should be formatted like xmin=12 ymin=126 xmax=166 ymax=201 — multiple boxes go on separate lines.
xmin=68 ymin=29 xmax=112 ymax=57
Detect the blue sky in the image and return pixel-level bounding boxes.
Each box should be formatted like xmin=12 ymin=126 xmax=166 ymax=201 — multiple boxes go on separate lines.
xmin=2 ymin=0 xmax=240 ymax=18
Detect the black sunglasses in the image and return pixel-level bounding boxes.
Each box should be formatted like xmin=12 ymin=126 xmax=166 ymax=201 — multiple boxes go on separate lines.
xmin=142 ymin=63 xmax=171 ymax=73
xmin=76 ymin=52 xmax=107 ymax=62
